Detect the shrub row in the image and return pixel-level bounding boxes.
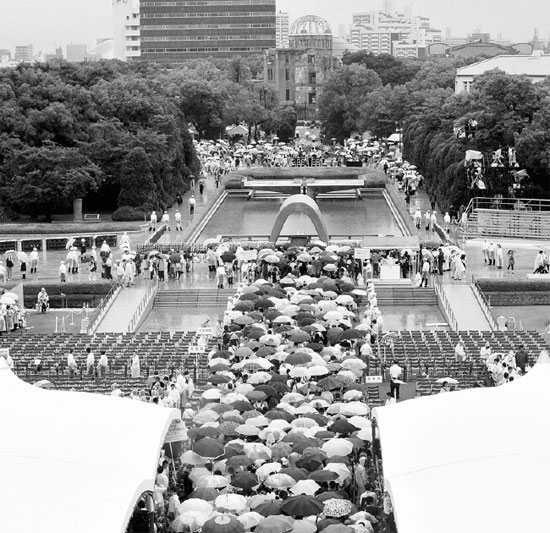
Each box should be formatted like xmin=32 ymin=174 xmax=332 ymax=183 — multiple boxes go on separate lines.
xmin=477 ymin=278 xmax=550 ymax=292
xmin=23 ymin=281 xmax=112 ymax=297
xmin=112 ymin=206 xmax=146 ymax=222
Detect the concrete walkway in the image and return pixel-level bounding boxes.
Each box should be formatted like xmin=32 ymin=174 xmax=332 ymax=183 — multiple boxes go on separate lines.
xmin=442 ymin=284 xmax=492 ymax=331
xmin=95 ymin=281 xmax=150 ymax=333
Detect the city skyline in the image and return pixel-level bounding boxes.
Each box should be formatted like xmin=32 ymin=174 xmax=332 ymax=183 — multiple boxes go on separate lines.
xmin=0 ymin=0 xmax=549 ymax=54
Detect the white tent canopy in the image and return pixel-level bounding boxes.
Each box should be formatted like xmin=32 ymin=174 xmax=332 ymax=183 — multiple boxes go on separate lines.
xmin=374 ymin=352 xmax=550 ymax=533
xmin=0 ymin=359 xmax=180 ymax=533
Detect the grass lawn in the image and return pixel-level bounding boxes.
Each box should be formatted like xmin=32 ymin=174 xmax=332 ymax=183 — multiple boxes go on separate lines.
xmin=0 ymin=221 xmax=146 ymax=235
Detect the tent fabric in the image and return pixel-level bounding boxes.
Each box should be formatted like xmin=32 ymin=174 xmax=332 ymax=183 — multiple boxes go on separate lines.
xmin=0 ymin=359 xmax=180 ymax=533
xmin=373 ymin=354 xmax=550 ymax=533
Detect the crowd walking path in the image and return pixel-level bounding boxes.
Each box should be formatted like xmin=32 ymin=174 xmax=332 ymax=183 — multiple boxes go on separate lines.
xmin=442 ymin=284 xmax=492 ymax=331
xmin=95 ymin=281 xmax=150 ymax=333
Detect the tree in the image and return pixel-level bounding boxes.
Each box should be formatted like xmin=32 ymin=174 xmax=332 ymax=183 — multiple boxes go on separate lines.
xmin=342 ymin=51 xmax=421 ymax=86
xmin=1 ymin=142 xmax=101 ymax=220
xmin=318 ymin=64 xmax=382 ymax=141
xmin=118 ymin=147 xmax=157 ymax=210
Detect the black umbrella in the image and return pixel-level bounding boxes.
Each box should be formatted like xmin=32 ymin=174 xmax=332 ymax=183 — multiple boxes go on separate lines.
xmin=221 ymin=251 xmax=236 ymax=263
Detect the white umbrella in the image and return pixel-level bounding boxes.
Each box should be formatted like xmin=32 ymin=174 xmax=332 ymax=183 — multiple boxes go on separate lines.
xmin=215 ymin=493 xmax=247 ymax=513
xmin=322 ymin=438 xmax=354 ymax=457
xmin=290 ymin=479 xmax=321 ymax=495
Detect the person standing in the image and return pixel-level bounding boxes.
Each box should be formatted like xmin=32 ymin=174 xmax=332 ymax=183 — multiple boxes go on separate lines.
xmin=175 ymin=210 xmax=182 ymax=231
xmin=389 ymin=360 xmax=403 ymax=400
xmin=420 ymin=259 xmax=431 ymax=287
xmin=429 ymin=210 xmax=437 ymax=233
xmin=131 ymin=353 xmax=141 ymax=378
xmin=507 ymin=249 xmax=515 ymax=272
xmin=443 ymin=212 xmax=451 ymax=233
xmin=453 ymin=253 xmax=466 ymax=281
xmin=189 ymin=195 xmax=196 ymax=215
xmin=216 ymin=263 xmax=226 ymax=289
xmin=496 ymin=243 xmax=503 ymax=269
xmin=67 ymin=348 xmax=78 ymax=376
xmin=59 ymin=261 xmax=67 ymax=282
xmin=29 ymin=247 xmax=39 ymax=274
xmin=149 ymin=210 xmax=157 ymax=231
xmin=5 ymin=255 xmax=14 ymax=280
xmin=20 ymin=259 xmax=27 ymax=280
xmin=487 ymin=242 xmax=496 ymax=266
xmin=481 ymin=240 xmax=489 ymax=264
xmin=97 ymin=350 xmax=108 ymax=379
xmin=413 ymin=207 xmax=422 ymax=229
xmin=423 ymin=210 xmax=431 ymax=231
xmin=162 ymin=211 xmax=171 ymax=231
xmin=85 ymin=347 xmax=95 ymax=377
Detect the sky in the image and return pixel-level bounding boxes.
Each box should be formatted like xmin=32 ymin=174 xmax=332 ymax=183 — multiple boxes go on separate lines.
xmin=0 ymin=0 xmax=549 ymax=54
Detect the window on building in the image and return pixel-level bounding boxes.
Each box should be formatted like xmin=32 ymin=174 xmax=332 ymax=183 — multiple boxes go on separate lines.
xmin=308 ymin=55 xmax=315 ymax=64
xmin=285 ymin=89 xmax=290 ymax=101
xmin=267 ymin=69 xmax=274 ymax=82
xmin=285 ymin=69 xmax=290 ymax=81
xmin=309 ymin=93 xmax=316 ymax=104
xmin=309 ymin=72 xmax=316 ymax=84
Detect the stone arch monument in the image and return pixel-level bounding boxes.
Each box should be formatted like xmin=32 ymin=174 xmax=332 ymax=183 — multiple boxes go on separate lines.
xmin=269 ymin=194 xmax=329 ymax=243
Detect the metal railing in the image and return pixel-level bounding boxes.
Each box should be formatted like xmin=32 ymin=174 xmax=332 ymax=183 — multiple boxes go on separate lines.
xmin=86 ymin=284 xmax=120 ymax=334
xmin=127 ymin=279 xmax=159 ymax=333
xmin=433 ymin=275 xmax=458 ymax=332
xmin=471 ymin=276 xmax=498 ymax=331
xmin=467 ymin=196 xmax=550 ymax=213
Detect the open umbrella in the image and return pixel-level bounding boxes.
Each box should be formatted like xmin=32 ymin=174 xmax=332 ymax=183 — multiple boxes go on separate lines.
xmin=180 ymin=499 xmax=213 ymax=515
xmin=215 ymin=494 xmax=248 ymax=513
xmin=189 ymin=487 xmax=218 ymax=501
xmin=256 ymin=516 xmax=295 ymax=533
xmin=238 ymin=512 xmax=265 ymax=530
xmin=323 ymin=499 xmax=353 ymax=518
xmin=265 ymin=473 xmax=296 ymax=489
xmin=17 ymin=251 xmax=30 ymax=263
xmin=196 ymin=475 xmax=230 ymax=488
xmin=321 ymin=439 xmax=354 ymax=457
xmin=290 ymin=480 xmax=321 ymax=496
xmin=255 ymin=501 xmax=283 ymax=517
xmin=280 ymin=495 xmax=324 ymax=517
xmin=202 ymin=515 xmax=245 ymax=533
xmin=172 ymin=512 xmax=209 ymax=532
xmin=308 ymin=470 xmax=338 ymax=483
xmin=194 ymin=437 xmax=224 ymax=458
xmin=232 ymin=471 xmax=259 ymax=491
xmin=221 ymin=251 xmax=237 ymax=263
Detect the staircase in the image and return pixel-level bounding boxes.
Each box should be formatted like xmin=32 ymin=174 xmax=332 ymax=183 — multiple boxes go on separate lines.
xmin=374 ymin=286 xmax=438 ymax=306
xmin=153 ymin=288 xmax=235 ymax=309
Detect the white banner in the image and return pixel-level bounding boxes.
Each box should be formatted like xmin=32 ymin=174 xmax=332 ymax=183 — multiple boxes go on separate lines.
xmin=354 ymin=248 xmax=371 ymax=260
xmin=364 ymin=375 xmax=383 ymax=383
xmin=164 ymin=419 xmax=188 ymax=443
xmin=188 ymin=345 xmax=204 ymax=354
xmin=239 ymin=250 xmax=258 ymax=261
xmin=197 ymin=327 xmax=213 ymax=336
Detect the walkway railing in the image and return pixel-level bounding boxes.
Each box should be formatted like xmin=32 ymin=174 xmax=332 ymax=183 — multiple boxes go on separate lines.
xmin=471 ymin=276 xmax=498 ymax=331
xmin=127 ymin=279 xmax=159 ymax=333
xmin=87 ymin=284 xmax=120 ymax=335
xmin=433 ymin=276 xmax=458 ymax=332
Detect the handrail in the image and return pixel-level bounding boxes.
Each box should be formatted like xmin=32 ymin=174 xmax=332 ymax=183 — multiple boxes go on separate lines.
xmin=433 ymin=276 xmax=458 ymax=332
xmin=469 ymin=196 xmax=550 ymax=212
xmin=127 ymin=279 xmax=159 ymax=333
xmin=87 ymin=284 xmax=120 ymax=334
xmin=470 ymin=275 xmax=498 ymax=331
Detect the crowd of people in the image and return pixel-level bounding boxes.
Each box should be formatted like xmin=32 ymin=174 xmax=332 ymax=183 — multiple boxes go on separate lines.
xmin=0 ymin=291 xmax=25 ymax=335
xmin=134 ymin=269 xmax=397 ymax=533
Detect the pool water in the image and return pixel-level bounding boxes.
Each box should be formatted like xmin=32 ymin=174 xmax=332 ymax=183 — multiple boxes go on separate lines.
xmin=198 ymin=192 xmax=403 ymax=241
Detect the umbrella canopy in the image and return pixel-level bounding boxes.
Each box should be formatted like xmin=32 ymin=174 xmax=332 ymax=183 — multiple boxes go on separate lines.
xmin=290 ymin=480 xmax=321 ymax=496
xmin=194 ymin=437 xmax=224 ymax=458
xmin=255 ymin=501 xmax=283 ymax=517
xmin=256 ymin=516 xmax=295 ymax=533
xmin=189 ymin=487 xmax=219 ymax=501
xmin=265 ymin=473 xmax=296 ymax=489
xmin=232 ymin=471 xmax=259 ymax=491
xmin=203 ymin=515 xmax=245 ymax=533
xmin=323 ymin=498 xmax=354 ymax=518
xmin=280 ymin=495 xmax=324 ymax=517
xmin=321 ymin=439 xmax=354 ymax=457
xmin=196 ymin=475 xmax=230 ymax=488
xmin=215 ymin=493 xmax=248 ymax=513
xmin=238 ymin=512 xmax=265 ymax=530
xmin=180 ymin=499 xmax=213 ymax=515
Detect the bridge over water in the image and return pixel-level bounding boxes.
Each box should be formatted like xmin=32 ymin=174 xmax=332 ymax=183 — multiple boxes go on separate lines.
xmin=225 ymin=167 xmax=387 ymax=197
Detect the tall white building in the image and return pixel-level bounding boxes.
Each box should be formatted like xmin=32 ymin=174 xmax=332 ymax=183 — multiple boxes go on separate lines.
xmin=276 ymin=11 xmax=290 ymax=48
xmin=113 ymin=0 xmax=140 ymax=60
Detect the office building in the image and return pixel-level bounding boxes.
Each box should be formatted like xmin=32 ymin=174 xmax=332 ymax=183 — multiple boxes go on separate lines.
xmin=276 ymin=11 xmax=289 ymax=48
xmin=66 ymin=44 xmax=88 ymax=62
xmin=139 ymin=0 xmax=276 ymax=63
xmin=113 ymin=0 xmax=141 ymax=60
xmin=14 ymin=44 xmax=33 ymax=62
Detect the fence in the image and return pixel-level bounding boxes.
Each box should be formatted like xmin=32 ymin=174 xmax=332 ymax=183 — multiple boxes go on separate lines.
xmin=471 ymin=276 xmax=498 ymax=331
xmin=433 ymin=276 xmax=458 ymax=332
xmin=86 ymin=284 xmax=120 ymax=334
xmin=127 ymin=279 xmax=159 ymax=333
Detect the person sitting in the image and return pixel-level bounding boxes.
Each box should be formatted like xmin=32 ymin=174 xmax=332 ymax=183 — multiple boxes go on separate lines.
xmin=36 ymin=288 xmax=49 ymax=313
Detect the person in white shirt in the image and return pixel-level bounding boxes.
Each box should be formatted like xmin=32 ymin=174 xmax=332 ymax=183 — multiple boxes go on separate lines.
xmin=174 ymin=210 xmax=182 ymax=231
xmin=443 ymin=212 xmax=451 ymax=233
xmin=67 ymin=349 xmax=78 ymax=376
xmin=111 ymin=383 xmax=123 ymax=397
xmin=0 ymin=262 xmax=6 ymax=283
xmin=389 ymin=360 xmax=403 ymax=399
xmin=479 ymin=341 xmax=492 ymax=362
xmin=131 ymin=353 xmax=140 ymax=378
xmin=429 ymin=210 xmax=437 ymax=232
xmin=413 ymin=207 xmax=422 ymax=229
xmin=454 ymin=341 xmax=467 ymax=362
xmin=189 ymin=195 xmax=196 ymax=215
xmin=149 ymin=210 xmax=157 ymax=231
xmin=120 ymin=232 xmax=131 ymax=249
xmin=59 ymin=261 xmax=67 ymax=282
xmin=85 ymin=348 xmax=95 ymax=377
xmin=29 ymin=247 xmax=39 ymax=274
xmin=162 ymin=211 xmax=171 ymax=231
xmin=216 ymin=264 xmax=226 ymax=289
xmin=97 ymin=351 xmax=108 ymax=378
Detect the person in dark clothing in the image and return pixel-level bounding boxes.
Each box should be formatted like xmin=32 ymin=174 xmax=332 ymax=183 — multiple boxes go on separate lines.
xmin=515 ymin=346 xmax=529 ymax=373
xmin=128 ymin=500 xmax=150 ymax=533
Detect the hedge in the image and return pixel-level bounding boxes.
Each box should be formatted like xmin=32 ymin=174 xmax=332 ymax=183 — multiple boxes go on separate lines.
xmin=477 ymin=278 xmax=550 ymax=292
xmin=112 ymin=205 xmax=146 ymax=221
xmin=22 ymin=281 xmax=112 ymax=309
